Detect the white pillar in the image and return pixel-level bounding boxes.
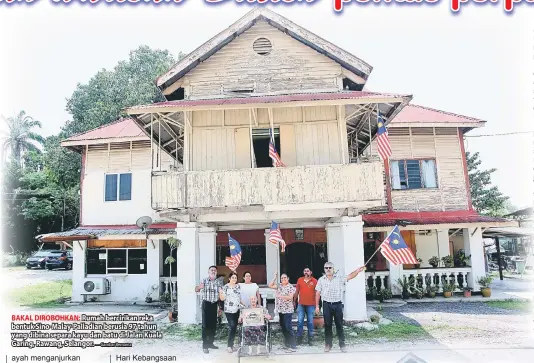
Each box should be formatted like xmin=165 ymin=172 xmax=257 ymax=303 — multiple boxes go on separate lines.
xmin=326 ymin=224 xmax=345 ymax=275
xmin=265 ymin=229 xmax=279 ymax=284
xmin=71 ymin=240 xmax=87 ymax=303
xmin=436 ymin=229 xmax=450 ymax=261
xmin=146 ymin=239 xmax=160 ymax=301
xmin=175 ymin=223 xmax=200 ymax=324
xmin=463 ymin=227 xmax=485 ymax=291
xmin=387 ymin=261 xmax=403 ymax=295
xmin=326 ymin=216 xmax=366 ymax=321
xmin=198 ymin=227 xmax=217 ymax=276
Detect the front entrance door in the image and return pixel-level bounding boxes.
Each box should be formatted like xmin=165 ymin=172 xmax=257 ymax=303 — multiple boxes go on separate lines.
xmin=284 ymin=243 xmax=314 ymax=283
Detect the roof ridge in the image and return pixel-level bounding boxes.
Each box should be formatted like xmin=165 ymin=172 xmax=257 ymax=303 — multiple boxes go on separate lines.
xmin=407 ymin=104 xmax=485 ymax=123
xmin=156 ymin=7 xmax=371 ymax=89
xmin=62 ymin=117 xmax=134 ymax=142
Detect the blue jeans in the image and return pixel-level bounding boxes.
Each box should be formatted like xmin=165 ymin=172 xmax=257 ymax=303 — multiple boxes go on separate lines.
xmin=297 ymin=304 xmax=315 ymax=338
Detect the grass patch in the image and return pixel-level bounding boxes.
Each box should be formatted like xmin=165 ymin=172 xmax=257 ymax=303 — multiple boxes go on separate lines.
xmin=485 ymin=300 xmax=532 ymax=312
xmin=349 ymin=322 xmax=427 ymax=341
xmin=7 ymin=280 xmax=72 ymax=307
xmin=165 ymin=324 xmax=202 ymax=340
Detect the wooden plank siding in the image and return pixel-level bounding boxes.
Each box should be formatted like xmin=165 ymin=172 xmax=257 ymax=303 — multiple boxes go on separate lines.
xmin=189 ymin=105 xmax=343 ymax=171
xmin=384 ymin=127 xmax=469 ymax=212
xmin=85 ymin=141 xmax=174 ymax=173
xmin=182 ymin=20 xmax=342 ymax=98
xmin=151 ymin=162 xmax=385 ymax=210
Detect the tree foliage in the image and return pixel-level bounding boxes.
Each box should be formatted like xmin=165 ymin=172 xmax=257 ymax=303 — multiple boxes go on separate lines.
xmin=2 ymin=46 xmax=178 ymax=253
xmin=466 ymin=151 xmax=509 ymax=216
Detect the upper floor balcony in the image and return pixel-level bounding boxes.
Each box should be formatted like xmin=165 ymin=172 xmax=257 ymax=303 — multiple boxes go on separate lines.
xmin=151 ymin=161 xmax=385 ymax=211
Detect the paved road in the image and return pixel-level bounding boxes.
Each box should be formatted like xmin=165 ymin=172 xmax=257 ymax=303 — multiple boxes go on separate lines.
xmin=2 ymin=266 xmax=72 ymax=289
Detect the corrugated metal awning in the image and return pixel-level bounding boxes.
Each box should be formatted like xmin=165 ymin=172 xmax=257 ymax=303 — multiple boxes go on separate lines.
xmin=36 ymin=227 xmax=176 ymax=242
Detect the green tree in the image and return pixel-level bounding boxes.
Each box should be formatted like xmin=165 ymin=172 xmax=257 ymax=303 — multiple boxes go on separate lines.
xmin=1 ymin=111 xmax=45 ymax=167
xmin=466 ymin=151 xmax=509 ymax=216
xmin=64 ymin=46 xmax=178 ymax=136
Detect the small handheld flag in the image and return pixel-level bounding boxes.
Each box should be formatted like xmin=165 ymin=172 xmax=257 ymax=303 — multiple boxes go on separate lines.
xmin=376 ymin=110 xmax=392 ymax=161
xmin=225 ymin=234 xmax=242 ymax=271
xmin=268 ymin=129 xmax=285 ymax=167
xmin=379 ymin=226 xmax=419 ymax=265
xmin=269 ymin=221 xmax=286 ymax=253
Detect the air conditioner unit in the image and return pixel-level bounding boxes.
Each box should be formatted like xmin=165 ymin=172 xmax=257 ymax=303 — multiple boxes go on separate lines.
xmin=81 ymin=278 xmax=111 ymax=295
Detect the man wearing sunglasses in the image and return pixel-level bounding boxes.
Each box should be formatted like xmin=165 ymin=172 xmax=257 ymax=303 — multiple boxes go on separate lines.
xmin=315 ymin=261 xmax=365 ymax=353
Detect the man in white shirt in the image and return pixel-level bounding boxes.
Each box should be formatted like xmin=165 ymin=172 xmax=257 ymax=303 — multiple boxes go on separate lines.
xmin=315 ymin=261 xmax=365 ymax=353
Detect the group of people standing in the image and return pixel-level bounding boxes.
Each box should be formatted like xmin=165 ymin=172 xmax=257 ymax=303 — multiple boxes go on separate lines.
xmin=194 ymin=262 xmax=365 ymax=354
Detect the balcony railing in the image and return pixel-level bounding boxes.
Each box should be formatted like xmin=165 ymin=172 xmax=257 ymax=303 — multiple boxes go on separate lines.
xmin=151 ymin=162 xmax=385 ymax=210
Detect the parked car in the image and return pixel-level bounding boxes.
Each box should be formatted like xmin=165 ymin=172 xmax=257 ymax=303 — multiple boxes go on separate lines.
xmin=44 ymin=250 xmax=73 ymax=270
xmin=26 ymin=250 xmax=55 ymax=269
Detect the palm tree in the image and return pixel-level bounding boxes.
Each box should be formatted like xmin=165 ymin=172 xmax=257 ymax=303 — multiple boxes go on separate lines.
xmin=1 ymin=111 xmax=45 ymax=167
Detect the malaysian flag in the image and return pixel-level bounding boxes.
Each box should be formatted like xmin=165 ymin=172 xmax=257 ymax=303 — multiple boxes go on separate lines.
xmin=269 ymin=221 xmax=286 ymax=253
xmin=376 ymin=110 xmax=392 ymax=161
xmin=268 ymin=129 xmax=285 ymax=167
xmin=225 ymin=234 xmax=242 ymax=271
xmin=379 ymin=226 xmax=419 ymax=265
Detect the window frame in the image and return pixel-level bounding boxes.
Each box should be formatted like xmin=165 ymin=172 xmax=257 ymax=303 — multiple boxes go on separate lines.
xmin=390 ymin=158 xmax=438 ymax=190
xmin=104 ymin=172 xmax=132 ymax=202
xmin=86 ymin=247 xmax=147 ymax=276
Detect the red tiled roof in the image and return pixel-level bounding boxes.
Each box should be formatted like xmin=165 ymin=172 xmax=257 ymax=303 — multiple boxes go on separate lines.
xmin=127 ymin=91 xmax=410 ymax=112
xmin=391 ymin=104 xmax=485 ymax=125
xmin=363 ymin=211 xmax=513 ymax=228
xmin=63 ymin=118 xmax=147 ymax=142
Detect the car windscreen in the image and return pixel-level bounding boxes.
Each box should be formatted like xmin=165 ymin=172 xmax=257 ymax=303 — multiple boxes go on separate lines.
xmin=33 ymin=251 xmax=53 ymax=257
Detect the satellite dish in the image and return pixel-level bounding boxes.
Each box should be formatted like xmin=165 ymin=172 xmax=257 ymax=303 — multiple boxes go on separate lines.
xmin=136 ymin=216 xmax=153 ymax=232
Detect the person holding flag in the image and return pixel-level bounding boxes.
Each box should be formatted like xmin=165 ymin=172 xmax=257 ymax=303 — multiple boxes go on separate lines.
xmin=315 ymin=262 xmax=365 ymax=353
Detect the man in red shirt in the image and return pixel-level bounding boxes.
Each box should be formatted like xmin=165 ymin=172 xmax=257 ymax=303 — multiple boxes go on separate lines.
xmin=293 ymin=267 xmax=318 ymax=345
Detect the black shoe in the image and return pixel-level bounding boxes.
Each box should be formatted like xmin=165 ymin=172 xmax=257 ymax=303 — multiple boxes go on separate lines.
xmin=296 ymin=336 xmax=303 ymax=345
xmin=308 ymin=337 xmax=313 ymax=346
xmin=203 ymin=349 xmax=209 ymax=354
xmin=209 ymin=344 xmax=219 ymax=349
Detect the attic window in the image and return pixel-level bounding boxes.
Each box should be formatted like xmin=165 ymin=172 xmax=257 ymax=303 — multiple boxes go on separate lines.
xmin=253 ymin=38 xmax=272 ymax=56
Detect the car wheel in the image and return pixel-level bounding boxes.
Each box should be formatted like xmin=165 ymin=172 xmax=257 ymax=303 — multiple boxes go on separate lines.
xmin=26 ymin=266 xmax=31 ymax=269
xmin=47 ymin=266 xmax=54 ymax=270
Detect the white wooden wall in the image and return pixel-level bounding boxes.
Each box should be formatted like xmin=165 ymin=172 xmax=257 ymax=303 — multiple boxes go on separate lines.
xmin=182 ymin=20 xmax=342 ymax=97
xmin=369 ymin=127 xmax=469 ymax=212
xmin=82 ymin=141 xmax=171 ymax=225
xmin=189 ymin=106 xmax=343 ymax=171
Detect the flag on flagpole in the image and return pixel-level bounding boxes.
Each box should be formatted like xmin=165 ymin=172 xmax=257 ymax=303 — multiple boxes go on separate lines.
xmin=379 ymin=226 xmax=419 ymax=265
xmin=376 ymin=110 xmax=392 ymax=161
xmin=225 ymin=234 xmax=242 ymax=271
xmin=268 ymin=129 xmax=285 ymax=167
xmin=269 ymin=221 xmax=286 ymax=253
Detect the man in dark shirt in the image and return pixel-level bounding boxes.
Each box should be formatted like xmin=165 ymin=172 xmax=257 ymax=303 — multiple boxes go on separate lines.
xmin=195 ymin=265 xmax=223 ymax=353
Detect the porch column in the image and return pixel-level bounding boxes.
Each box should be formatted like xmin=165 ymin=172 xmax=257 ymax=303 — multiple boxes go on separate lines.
xmin=436 ymin=229 xmax=450 ymax=260
xmin=71 ymin=240 xmax=87 ymax=303
xmin=175 ymin=223 xmax=200 ymax=324
xmin=146 ymin=239 xmax=160 ymax=301
xmin=463 ymin=227 xmax=485 ymax=291
xmin=387 ymin=261 xmax=403 ymax=295
xmin=326 ymin=216 xmax=366 ymax=321
xmin=265 ymin=229 xmax=279 ymax=284
xmin=198 ymin=227 xmax=217 ymax=276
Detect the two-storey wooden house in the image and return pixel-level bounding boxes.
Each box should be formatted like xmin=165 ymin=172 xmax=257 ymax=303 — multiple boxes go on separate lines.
xmin=40 ymin=8 xmax=515 ymax=324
